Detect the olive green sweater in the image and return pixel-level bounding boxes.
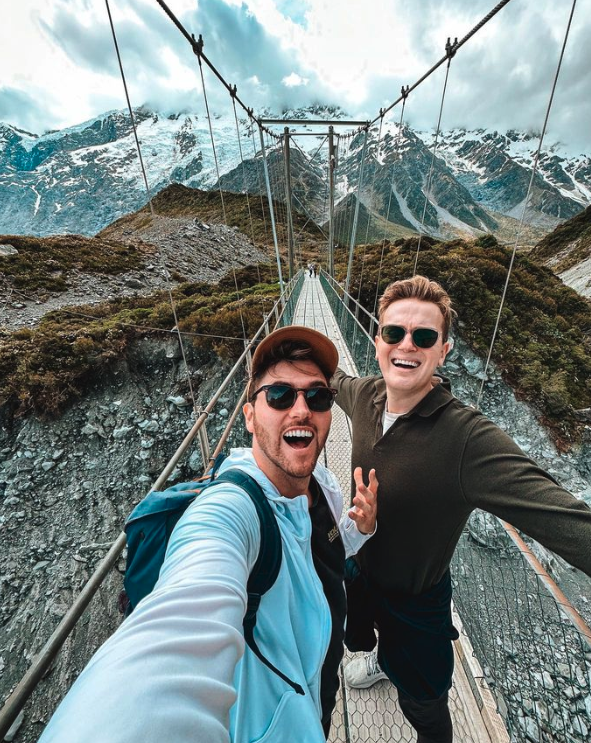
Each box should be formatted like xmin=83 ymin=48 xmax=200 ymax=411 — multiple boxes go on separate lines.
xmin=333 ymin=370 xmax=591 ymax=595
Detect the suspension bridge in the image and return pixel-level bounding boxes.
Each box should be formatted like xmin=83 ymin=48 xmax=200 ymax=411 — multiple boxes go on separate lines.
xmin=1 ymin=0 xmax=590 ymax=741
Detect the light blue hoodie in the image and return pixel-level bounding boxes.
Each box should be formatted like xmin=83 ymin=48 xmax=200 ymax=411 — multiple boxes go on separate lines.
xmin=39 ymin=449 xmax=371 ymax=743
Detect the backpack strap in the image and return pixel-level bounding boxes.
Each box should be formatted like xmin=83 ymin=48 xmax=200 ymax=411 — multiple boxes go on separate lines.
xmin=214 ymin=469 xmax=304 ymax=696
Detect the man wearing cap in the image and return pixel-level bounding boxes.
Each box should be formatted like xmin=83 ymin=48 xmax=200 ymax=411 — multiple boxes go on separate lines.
xmin=39 ymin=326 xmax=378 ymax=743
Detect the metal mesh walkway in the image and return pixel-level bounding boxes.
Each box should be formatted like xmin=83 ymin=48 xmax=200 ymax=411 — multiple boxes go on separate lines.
xmin=293 ymin=275 xmax=506 ymax=743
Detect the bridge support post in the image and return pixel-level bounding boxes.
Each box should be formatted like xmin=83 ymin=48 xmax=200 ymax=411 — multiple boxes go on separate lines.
xmin=283 ymin=127 xmax=295 ymax=280
xmin=328 ymin=126 xmax=335 ymax=278
xmin=345 ymin=128 xmax=369 ymax=296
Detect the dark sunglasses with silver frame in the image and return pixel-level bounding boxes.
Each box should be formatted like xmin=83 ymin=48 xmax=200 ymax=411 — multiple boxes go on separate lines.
xmin=249 ymin=384 xmax=337 ymax=412
xmin=380 ymin=324 xmax=440 ymax=349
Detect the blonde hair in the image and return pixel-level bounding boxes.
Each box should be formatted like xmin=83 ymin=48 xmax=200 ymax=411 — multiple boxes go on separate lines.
xmin=378 ymin=275 xmax=456 ymax=341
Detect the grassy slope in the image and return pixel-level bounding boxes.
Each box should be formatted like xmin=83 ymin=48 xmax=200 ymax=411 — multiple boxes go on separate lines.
xmin=338 ymin=234 xmax=591 ymax=445
xmin=0 ymin=185 xmax=324 ymax=297
xmin=0 ymin=234 xmax=146 ymax=293
xmin=0 ymin=263 xmax=281 ymax=416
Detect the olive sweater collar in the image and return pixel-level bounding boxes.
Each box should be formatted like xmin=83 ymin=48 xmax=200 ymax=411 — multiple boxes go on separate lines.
xmin=372 ymin=374 xmax=453 ymax=419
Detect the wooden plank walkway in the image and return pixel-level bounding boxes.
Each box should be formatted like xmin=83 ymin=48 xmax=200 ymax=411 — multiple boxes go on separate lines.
xmin=293 ymin=275 xmax=508 ymax=743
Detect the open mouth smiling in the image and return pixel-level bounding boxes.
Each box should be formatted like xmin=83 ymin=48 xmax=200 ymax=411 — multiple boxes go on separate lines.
xmin=392 ymin=358 xmax=420 ymax=369
xmin=283 ymin=429 xmax=314 ymax=449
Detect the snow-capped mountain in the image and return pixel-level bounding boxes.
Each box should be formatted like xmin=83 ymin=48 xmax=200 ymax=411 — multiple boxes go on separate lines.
xmin=1 ymin=107 xmax=589 ymax=240
xmin=422 ymin=128 xmax=591 ymax=226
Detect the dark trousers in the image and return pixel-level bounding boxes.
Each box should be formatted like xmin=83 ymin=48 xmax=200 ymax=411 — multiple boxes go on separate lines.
xmin=345 ymin=564 xmax=458 ymax=743
xmin=397 ymin=689 xmax=453 ymax=743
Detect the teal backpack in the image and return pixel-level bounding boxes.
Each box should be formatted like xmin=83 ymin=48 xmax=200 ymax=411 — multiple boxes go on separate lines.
xmin=121 ymin=459 xmax=303 ymax=694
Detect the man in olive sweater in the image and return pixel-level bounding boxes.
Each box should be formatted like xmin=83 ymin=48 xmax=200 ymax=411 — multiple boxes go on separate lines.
xmin=333 ymin=275 xmax=591 ymax=743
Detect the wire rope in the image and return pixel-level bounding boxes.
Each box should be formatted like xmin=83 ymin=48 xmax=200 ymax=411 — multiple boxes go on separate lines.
xmin=345 ymin=128 xmax=370 ymax=296
xmin=5 ymin=292 xmax=257 ymax=341
xmin=250 ymin=124 xmax=269 ymax=241
xmin=105 ymin=0 xmax=199 ymax=416
xmin=368 ymin=0 xmax=514 ymax=127
xmin=381 ymin=88 xmax=409 ymax=245
xmin=197 ymin=53 xmax=226 ymax=224
xmin=105 ymin=0 xmax=154 ymax=217
xmin=231 ymin=100 xmax=262 ymax=286
xmin=364 ymin=116 xmax=384 ymax=245
xmin=475 ymin=0 xmax=579 ymax=408
xmin=413 ymin=40 xmax=456 ymax=275
xmin=232 ymin=99 xmax=257 ymax=249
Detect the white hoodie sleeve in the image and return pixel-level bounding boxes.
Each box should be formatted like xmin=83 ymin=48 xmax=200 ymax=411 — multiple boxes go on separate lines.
xmin=39 ymin=486 xmax=259 ymax=743
xmin=313 ymin=464 xmax=375 ymax=558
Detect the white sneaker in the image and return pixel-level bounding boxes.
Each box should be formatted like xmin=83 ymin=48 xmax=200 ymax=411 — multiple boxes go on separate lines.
xmin=344 ymin=651 xmax=389 ymax=689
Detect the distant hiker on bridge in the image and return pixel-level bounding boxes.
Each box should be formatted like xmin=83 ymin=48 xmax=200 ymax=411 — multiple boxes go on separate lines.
xmin=39 ymin=326 xmax=377 ymax=743
xmin=332 ymin=275 xmax=591 ymax=743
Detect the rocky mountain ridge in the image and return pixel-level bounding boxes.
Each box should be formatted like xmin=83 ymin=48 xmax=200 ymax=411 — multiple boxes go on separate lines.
xmin=1 ymin=107 xmax=589 ymax=242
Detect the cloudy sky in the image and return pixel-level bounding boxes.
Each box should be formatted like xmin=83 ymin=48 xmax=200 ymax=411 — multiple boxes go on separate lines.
xmin=2 ymin=0 xmax=590 ymax=153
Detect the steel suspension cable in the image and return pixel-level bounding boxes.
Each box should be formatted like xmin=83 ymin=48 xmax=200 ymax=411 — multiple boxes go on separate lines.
xmin=153 ymin=0 xmax=278 ymax=141
xmin=341 ymin=135 xmax=352 ymax=258
xmin=259 ymin=125 xmax=284 ymax=289
xmin=364 ymin=116 xmax=384 ymax=245
xmin=105 ymin=0 xmax=202 ymax=417
xmin=475 ymin=0 xmax=579 ymax=408
xmin=354 ymin=118 xmax=385 ymax=308
xmin=413 ymin=41 xmax=456 ymax=275
xmin=309 ymin=135 xmax=329 ymax=164
xmin=381 ymin=89 xmax=409 ymax=243
xmin=250 ymin=125 xmax=269 ymax=241
xmin=197 ymin=53 xmax=226 ymax=224
xmin=268 ymin=135 xmax=285 ymax=253
xmin=345 ymin=128 xmax=370 ymax=295
xmin=105 ymin=0 xmax=153 ymax=217
xmin=276 ymin=135 xmax=290 ymax=257
xmin=374 ymin=90 xmax=409 ymax=321
xmin=368 ymin=0 xmax=514 ymax=127
xmin=232 ymin=98 xmax=257 ymax=250
xmin=335 ymin=134 xmax=350 ymax=261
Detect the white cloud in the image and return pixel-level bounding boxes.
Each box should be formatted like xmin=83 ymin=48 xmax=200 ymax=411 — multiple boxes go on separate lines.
xmin=2 ymin=0 xmax=591 ymax=152
xmin=282 ymin=73 xmax=309 ymax=88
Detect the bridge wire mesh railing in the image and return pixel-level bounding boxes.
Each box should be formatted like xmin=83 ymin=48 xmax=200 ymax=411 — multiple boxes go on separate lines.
xmin=321 ymin=272 xmax=591 ymax=743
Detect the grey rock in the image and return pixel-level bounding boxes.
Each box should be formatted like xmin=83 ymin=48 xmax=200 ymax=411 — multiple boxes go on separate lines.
xmin=572 ymin=716 xmax=589 ymax=738
xmin=188 ymin=450 xmax=203 ymax=472
xmin=0 ymin=243 xmax=18 ymax=256
xmin=166 ymin=395 xmax=190 ymax=407
xmin=138 ymin=420 xmax=159 ymax=433
xmin=112 ymin=426 xmax=134 ymax=440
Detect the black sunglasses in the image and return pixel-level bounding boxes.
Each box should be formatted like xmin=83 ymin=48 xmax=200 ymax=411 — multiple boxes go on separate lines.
xmin=250 ymin=384 xmax=337 ymax=412
xmin=380 ymin=325 xmax=440 ymax=349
